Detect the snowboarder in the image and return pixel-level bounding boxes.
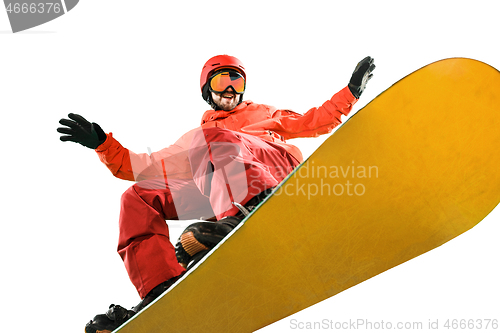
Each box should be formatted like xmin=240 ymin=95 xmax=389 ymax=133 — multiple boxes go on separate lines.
xmin=57 ymin=54 xmax=375 ymax=333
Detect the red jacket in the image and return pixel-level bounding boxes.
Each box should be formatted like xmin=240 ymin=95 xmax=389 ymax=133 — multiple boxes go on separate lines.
xmin=96 ymin=86 xmax=357 ymax=181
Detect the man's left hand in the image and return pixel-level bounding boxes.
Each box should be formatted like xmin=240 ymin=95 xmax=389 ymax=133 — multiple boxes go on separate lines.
xmin=348 ymin=56 xmax=376 ymax=98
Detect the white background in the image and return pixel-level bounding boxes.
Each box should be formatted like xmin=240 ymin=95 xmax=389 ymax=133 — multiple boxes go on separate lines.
xmin=1 ymin=1 xmax=499 ymax=332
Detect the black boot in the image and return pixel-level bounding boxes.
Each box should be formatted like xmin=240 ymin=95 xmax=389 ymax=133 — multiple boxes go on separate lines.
xmin=85 ymin=275 xmax=182 ymax=333
xmin=84 ymin=304 xmax=135 ymax=333
xmin=175 ymin=188 xmax=275 ymax=270
xmin=175 ymin=221 xmax=234 ymax=270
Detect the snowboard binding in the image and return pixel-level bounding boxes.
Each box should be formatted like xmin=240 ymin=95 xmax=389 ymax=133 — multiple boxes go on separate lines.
xmin=175 ymin=216 xmax=242 ymax=270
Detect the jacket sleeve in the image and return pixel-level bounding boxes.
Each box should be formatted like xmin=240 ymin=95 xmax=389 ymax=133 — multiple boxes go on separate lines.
xmin=95 ymin=131 xmax=195 ymax=182
xmin=257 ymin=86 xmax=357 ymax=140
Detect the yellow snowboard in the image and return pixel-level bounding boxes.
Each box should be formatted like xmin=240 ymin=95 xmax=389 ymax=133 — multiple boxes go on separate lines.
xmin=115 ymin=58 xmax=500 ymax=333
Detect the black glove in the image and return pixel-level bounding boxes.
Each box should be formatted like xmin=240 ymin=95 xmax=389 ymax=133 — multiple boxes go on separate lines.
xmin=348 ymin=56 xmax=376 ymax=98
xmin=57 ymin=113 xmax=107 ymax=149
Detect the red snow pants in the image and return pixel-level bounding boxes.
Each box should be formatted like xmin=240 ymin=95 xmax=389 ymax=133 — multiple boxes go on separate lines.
xmin=118 ymin=127 xmax=300 ymax=298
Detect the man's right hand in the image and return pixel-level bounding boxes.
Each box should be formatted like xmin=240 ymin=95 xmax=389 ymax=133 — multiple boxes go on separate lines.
xmin=57 ymin=113 xmax=107 ymax=149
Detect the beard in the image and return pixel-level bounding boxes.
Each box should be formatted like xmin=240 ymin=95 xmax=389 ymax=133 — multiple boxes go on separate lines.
xmin=213 ymin=94 xmax=241 ymax=111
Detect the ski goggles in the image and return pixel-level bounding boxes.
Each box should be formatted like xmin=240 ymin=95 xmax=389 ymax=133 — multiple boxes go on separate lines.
xmin=209 ymin=70 xmax=246 ymax=94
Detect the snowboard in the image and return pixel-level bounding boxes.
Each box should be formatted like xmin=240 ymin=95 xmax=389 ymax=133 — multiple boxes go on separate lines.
xmin=115 ymin=58 xmax=500 ymax=333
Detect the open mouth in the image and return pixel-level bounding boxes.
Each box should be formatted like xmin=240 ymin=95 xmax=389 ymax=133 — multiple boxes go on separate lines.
xmin=222 ymin=93 xmax=235 ymax=99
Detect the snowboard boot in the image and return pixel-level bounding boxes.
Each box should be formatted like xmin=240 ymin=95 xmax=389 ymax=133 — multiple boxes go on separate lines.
xmin=84 ymin=275 xmax=182 ymax=333
xmin=175 ymin=221 xmax=234 ymax=270
xmin=175 ymin=188 xmax=275 ymax=270
xmin=84 ymin=304 xmax=135 ymax=333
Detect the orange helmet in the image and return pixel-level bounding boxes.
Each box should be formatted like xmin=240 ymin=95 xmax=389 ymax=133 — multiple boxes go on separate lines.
xmin=200 ymin=55 xmax=246 ymax=107
xmin=200 ymin=55 xmax=246 ymax=92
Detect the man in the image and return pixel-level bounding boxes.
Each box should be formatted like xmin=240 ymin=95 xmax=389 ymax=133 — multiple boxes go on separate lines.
xmin=58 ymin=54 xmax=375 ymax=333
